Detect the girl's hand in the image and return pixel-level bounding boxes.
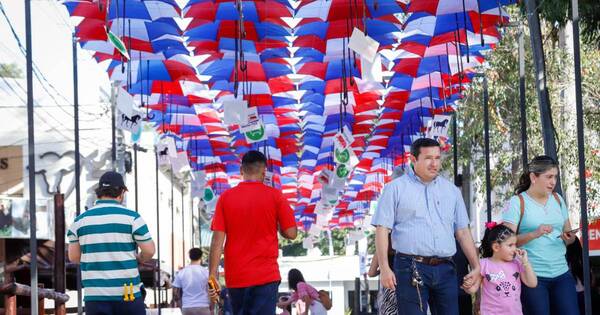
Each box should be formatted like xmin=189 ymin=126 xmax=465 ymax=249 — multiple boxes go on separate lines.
xmin=515 ymin=248 xmax=529 ymax=264
xmin=535 ymin=224 xmax=553 ymax=238
xmin=461 ymin=275 xmax=481 ymax=294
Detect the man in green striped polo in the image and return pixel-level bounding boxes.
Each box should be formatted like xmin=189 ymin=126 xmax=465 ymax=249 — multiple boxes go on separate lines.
xmin=68 ymin=171 xmax=155 ymax=315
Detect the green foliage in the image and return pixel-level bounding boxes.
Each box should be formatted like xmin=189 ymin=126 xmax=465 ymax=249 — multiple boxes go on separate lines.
xmin=0 ymin=63 xmax=22 ymax=78
xmin=279 ymin=229 xmax=350 ymax=256
xmin=517 ymin=0 xmax=600 ymax=47
xmin=457 ymin=9 xmax=600 ymax=220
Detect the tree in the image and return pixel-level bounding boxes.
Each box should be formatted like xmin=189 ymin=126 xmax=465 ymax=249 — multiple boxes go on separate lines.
xmin=456 ymin=9 xmax=600 ymax=225
xmin=279 ymin=229 xmax=350 ymax=256
xmin=532 ymin=0 xmax=600 ymax=47
xmin=0 ymin=63 xmax=22 ymax=78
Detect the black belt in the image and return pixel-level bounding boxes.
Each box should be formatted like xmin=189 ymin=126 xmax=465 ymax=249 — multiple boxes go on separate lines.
xmin=396 ymin=252 xmax=452 ymax=266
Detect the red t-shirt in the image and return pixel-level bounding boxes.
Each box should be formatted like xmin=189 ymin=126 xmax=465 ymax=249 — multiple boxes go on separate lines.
xmin=211 ymin=181 xmax=297 ymax=288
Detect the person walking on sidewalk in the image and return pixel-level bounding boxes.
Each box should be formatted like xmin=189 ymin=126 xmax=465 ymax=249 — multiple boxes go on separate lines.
xmin=173 ymin=248 xmax=211 ymax=315
xmin=208 ymin=150 xmax=297 ymax=314
xmin=371 ymin=138 xmax=480 ymax=315
xmin=68 ymin=171 xmax=155 ymax=315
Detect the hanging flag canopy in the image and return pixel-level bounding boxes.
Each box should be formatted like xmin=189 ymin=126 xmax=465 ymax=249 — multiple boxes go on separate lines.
xmin=62 ymin=0 xmax=517 ymax=231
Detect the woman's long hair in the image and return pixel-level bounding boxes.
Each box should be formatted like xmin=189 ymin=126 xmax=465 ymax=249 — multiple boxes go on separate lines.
xmin=514 ymin=155 xmax=559 ymax=195
xmin=480 ymin=224 xmax=515 ymax=258
xmin=288 ymin=268 xmax=305 ymax=291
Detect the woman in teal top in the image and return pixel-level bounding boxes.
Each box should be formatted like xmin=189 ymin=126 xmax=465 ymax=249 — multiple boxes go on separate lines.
xmin=503 ymin=156 xmax=579 ymax=315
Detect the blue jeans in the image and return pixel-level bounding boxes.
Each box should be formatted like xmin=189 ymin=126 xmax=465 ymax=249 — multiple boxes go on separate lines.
xmin=394 ymin=255 xmax=459 ymax=315
xmin=85 ymin=299 xmax=146 ymax=315
xmin=521 ymin=271 xmax=580 ymax=315
xmin=229 ymin=281 xmax=279 ymax=315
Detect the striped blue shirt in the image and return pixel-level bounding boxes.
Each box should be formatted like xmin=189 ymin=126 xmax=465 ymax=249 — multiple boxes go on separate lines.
xmin=371 ymin=168 xmax=470 ymax=257
xmin=67 ymin=199 xmax=152 ymax=302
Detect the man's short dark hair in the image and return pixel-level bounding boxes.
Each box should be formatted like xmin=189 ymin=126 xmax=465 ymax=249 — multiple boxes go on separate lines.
xmin=410 ymin=138 xmax=441 ymax=158
xmin=95 ymin=186 xmax=125 ymax=198
xmin=241 ymin=150 xmax=267 ymax=174
xmin=189 ymin=248 xmax=202 ymax=261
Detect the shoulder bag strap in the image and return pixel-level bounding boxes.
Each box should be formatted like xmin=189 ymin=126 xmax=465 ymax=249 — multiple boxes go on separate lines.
xmin=552 ymin=192 xmax=562 ymax=208
xmin=517 ymin=194 xmax=525 ymax=234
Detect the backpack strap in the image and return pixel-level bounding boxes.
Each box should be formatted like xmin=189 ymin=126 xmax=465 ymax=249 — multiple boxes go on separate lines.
xmin=516 ymin=194 xmax=525 ymax=234
xmin=552 ymin=192 xmax=562 ymax=208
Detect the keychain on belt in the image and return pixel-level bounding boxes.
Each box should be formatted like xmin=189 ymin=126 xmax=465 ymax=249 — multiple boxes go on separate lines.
xmin=123 ymin=282 xmax=135 ymax=302
xmin=410 ymin=259 xmax=424 ymax=312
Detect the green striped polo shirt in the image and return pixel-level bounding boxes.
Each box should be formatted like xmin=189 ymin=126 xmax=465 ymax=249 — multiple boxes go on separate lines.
xmin=67 ymin=199 xmax=152 ymax=302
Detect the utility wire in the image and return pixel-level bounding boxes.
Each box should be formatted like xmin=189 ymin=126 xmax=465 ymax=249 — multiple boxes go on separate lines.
xmin=0 ymin=2 xmax=101 ymax=118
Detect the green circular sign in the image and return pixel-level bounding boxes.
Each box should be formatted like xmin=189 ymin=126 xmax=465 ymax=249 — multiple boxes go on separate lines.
xmin=203 ymin=188 xmax=214 ymax=202
xmin=335 ymin=148 xmax=350 ymax=163
xmin=336 ymin=164 xmax=350 ymax=178
xmin=245 ymin=125 xmax=265 ymax=141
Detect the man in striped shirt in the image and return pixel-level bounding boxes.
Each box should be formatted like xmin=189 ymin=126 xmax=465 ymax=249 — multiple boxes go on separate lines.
xmin=68 ymin=171 xmax=155 ymax=315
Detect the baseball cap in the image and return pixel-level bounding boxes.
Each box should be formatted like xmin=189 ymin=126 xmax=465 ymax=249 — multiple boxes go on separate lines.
xmin=98 ymin=171 xmax=128 ymax=190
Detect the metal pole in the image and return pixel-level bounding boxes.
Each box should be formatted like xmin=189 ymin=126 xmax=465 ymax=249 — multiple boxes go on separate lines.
xmin=111 ymin=85 xmax=117 ymax=169
xmin=25 ymin=1 xmax=38 ymax=313
xmin=134 ymin=144 xmax=139 ymax=213
xmin=72 ymin=33 xmax=83 ymax=315
xmin=571 ymin=1 xmax=591 ymax=313
xmin=171 ymin=169 xmax=175 ymax=280
xmin=181 ymin=188 xmax=185 ymax=265
xmin=53 ymin=193 xmax=66 ymax=315
xmin=155 ymin=151 xmax=161 ymax=313
xmin=524 ymin=0 xmax=562 ymax=194
xmin=198 ymin=200 xmax=202 ymax=247
xmin=353 ymin=277 xmax=360 ymax=315
xmin=518 ymin=28 xmax=528 ymax=169
xmin=452 ymin=112 xmax=459 ymax=186
xmin=483 ymin=76 xmax=492 ymax=223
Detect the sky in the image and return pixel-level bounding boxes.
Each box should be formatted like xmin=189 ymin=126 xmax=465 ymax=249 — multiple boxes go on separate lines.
xmin=0 ymin=0 xmax=112 ymax=151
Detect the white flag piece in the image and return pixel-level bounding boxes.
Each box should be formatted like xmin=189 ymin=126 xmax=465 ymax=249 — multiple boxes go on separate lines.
xmin=332 ymin=164 xmax=352 ymax=189
xmin=333 ymin=126 xmax=354 ymax=150
xmin=116 ymin=86 xmax=135 ymax=117
xmin=426 ymin=114 xmax=452 ymax=139
xmin=116 ymin=110 xmax=143 ymax=133
xmin=302 ymin=236 xmax=315 ymax=250
xmin=360 ymin=54 xmax=383 ymax=84
xmin=223 ymin=98 xmax=248 ymax=124
xmin=333 ymin=145 xmax=358 ymax=167
xmin=170 ymin=152 xmax=190 ymax=174
xmin=239 ymin=107 xmax=260 ymax=133
xmin=348 ymin=28 xmax=380 ymax=63
xmin=241 ymin=111 xmax=267 ymax=144
xmin=264 ymin=171 xmax=274 ymax=186
xmin=308 ymin=224 xmax=322 ymax=237
xmin=157 ymin=145 xmax=171 ymax=167
xmin=160 ymin=137 xmax=178 ymax=158
xmin=317 ymin=169 xmax=333 ymax=185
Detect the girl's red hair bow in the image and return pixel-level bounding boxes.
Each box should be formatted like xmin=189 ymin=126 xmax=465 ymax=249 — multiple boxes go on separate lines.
xmin=485 ymin=221 xmax=498 ymax=229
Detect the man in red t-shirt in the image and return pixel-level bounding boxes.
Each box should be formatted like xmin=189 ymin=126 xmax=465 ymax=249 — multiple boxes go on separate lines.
xmin=208 ymin=150 xmax=297 ymax=314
